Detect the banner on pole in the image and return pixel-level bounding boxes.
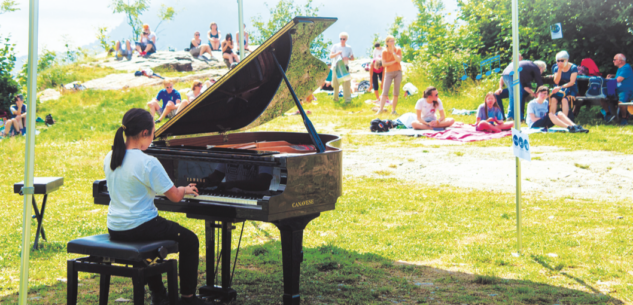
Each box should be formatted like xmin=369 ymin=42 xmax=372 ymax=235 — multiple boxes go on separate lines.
xmin=550 ymin=23 xmax=563 ymax=40
xmin=512 ymin=129 xmax=530 ymax=161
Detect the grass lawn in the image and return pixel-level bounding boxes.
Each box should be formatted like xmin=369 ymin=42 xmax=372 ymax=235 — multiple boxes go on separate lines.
xmin=1 ymin=75 xmax=632 ymax=304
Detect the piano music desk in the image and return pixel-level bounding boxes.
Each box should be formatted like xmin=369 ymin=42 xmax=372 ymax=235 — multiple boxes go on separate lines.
xmin=14 ymin=177 xmax=64 ymax=250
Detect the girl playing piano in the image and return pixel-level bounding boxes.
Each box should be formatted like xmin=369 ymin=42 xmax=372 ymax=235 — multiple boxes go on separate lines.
xmin=103 ymin=108 xmax=208 ymax=305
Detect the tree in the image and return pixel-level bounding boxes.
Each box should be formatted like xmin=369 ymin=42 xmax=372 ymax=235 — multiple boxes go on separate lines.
xmin=0 ymin=0 xmax=18 ymax=14
xmin=459 ymin=0 xmax=633 ymax=74
xmin=0 ymin=35 xmax=18 ymax=111
xmin=154 ymin=4 xmax=177 ymax=36
xmin=251 ymin=0 xmax=331 ymax=60
xmin=110 ymin=0 xmax=150 ymax=41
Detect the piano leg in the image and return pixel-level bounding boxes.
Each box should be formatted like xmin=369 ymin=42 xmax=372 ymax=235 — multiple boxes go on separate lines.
xmin=273 ymin=213 xmax=320 ymax=305
xmin=199 ymin=219 xmax=237 ymax=303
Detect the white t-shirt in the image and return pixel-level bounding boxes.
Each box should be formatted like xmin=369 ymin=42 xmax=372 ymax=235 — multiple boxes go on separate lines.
xmin=526 ymin=99 xmax=550 ymax=128
xmin=415 ymin=98 xmax=444 ymax=122
xmin=140 ymin=31 xmax=156 ymax=44
xmin=330 ymin=43 xmax=353 ymax=69
xmin=104 ymin=150 xmax=174 ymax=231
xmin=186 ymin=85 xmax=208 ymax=101
xmin=373 ymin=48 xmax=383 ymax=59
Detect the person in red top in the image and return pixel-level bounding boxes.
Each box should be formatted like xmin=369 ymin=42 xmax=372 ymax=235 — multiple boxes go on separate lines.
xmin=375 ymin=35 xmax=403 ymax=115
xmin=369 ymin=59 xmax=384 ymax=101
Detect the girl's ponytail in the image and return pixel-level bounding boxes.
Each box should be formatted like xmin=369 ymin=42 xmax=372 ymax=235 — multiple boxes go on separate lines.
xmin=110 ymin=108 xmax=154 ymax=170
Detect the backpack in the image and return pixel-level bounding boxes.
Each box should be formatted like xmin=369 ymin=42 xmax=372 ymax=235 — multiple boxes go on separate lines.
xmin=585 ymin=76 xmax=606 ymax=98
xmin=370 ymin=119 xmax=393 ymax=132
xmin=45 ymin=114 xmax=55 ymax=126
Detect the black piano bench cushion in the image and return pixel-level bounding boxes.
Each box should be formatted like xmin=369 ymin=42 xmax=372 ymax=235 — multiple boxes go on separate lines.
xmin=67 ymin=234 xmax=178 ymax=262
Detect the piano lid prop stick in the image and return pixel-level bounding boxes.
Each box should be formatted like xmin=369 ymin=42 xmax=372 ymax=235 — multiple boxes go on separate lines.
xmin=271 ymin=50 xmax=326 ymax=153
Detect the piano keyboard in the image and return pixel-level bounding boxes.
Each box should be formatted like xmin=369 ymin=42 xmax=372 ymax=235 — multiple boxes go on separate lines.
xmin=183 ymin=193 xmax=259 ymax=206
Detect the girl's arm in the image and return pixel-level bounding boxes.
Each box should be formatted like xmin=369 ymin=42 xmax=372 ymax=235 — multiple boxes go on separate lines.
xmin=369 ymin=68 xmax=374 ymax=89
xmin=416 ymin=109 xmax=430 ymax=126
xmin=529 ymin=113 xmax=539 ymax=124
xmin=164 ymin=184 xmax=198 ymax=202
xmin=207 ymin=30 xmax=212 ymax=41
xmin=438 ymin=109 xmax=446 ymax=122
xmin=191 ymin=39 xmax=199 ymax=48
xmin=394 ymin=49 xmax=402 ymax=62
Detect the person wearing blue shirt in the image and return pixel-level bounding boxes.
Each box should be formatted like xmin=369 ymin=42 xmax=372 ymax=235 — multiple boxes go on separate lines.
xmin=498 ymin=55 xmax=547 ymax=122
xmin=608 ymin=53 xmax=633 ymax=125
xmin=550 ymin=51 xmax=578 ymax=121
xmin=476 ymin=92 xmax=513 ymax=133
xmin=527 ymin=86 xmax=587 ymax=133
xmin=147 ymin=79 xmax=182 ymax=124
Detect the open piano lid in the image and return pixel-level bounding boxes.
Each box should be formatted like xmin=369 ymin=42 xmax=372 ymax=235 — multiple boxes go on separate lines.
xmin=155 ymin=17 xmax=337 ymax=139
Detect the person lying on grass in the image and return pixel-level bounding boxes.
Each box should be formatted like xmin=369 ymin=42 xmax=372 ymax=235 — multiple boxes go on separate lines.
xmin=104 ymin=108 xmax=209 ymax=305
xmin=476 ymin=92 xmax=514 ymax=133
xmin=527 ymin=86 xmax=588 ymax=133
xmin=147 ymin=79 xmax=182 ymax=124
xmin=411 ymin=86 xmax=455 ymax=130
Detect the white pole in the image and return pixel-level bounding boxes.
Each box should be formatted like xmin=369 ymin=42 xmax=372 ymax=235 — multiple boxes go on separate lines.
xmin=19 ymin=0 xmax=39 ymax=303
xmin=511 ymin=0 xmax=522 ymax=255
xmin=237 ymin=0 xmax=245 ymax=61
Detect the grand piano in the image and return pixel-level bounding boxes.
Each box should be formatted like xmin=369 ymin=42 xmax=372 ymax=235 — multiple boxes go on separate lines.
xmin=92 ymin=17 xmax=341 ymax=305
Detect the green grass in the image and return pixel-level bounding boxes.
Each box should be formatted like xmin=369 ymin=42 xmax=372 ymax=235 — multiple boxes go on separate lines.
xmin=1 ymin=76 xmax=632 ymax=304
xmin=36 ymin=63 xmax=118 ymax=91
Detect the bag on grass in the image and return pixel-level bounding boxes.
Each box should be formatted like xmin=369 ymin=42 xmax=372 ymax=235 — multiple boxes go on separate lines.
xmin=370 ymin=119 xmax=393 ymax=132
xmin=334 ymin=60 xmax=351 ymax=82
xmin=45 ymin=114 xmax=55 ymax=126
xmin=585 ymin=76 xmax=606 ymax=99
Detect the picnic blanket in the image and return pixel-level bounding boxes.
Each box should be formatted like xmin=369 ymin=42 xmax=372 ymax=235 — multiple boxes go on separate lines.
xmin=451 ymin=108 xmax=477 ymax=115
xmin=425 ymin=125 xmax=512 ymax=142
xmin=354 ymin=129 xmax=438 ymax=136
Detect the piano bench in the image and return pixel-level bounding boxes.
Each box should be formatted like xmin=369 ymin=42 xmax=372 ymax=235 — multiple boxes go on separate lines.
xmin=66 ymin=234 xmax=179 ymax=305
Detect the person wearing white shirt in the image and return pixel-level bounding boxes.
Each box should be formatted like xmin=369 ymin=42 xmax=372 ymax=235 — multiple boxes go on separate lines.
xmin=135 ymin=24 xmax=157 ymax=57
xmin=329 ymin=32 xmax=355 ymax=103
xmin=176 ymin=79 xmax=214 ymax=115
xmin=411 ymin=86 xmax=455 ymax=130
xmin=372 ymin=42 xmax=383 ymax=59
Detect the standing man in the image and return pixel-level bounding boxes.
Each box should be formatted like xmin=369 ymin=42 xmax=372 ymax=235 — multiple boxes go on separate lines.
xmin=498 ymin=54 xmax=546 ymax=122
xmin=329 ymin=32 xmax=354 ymax=103
xmin=606 ymin=53 xmax=633 ymax=125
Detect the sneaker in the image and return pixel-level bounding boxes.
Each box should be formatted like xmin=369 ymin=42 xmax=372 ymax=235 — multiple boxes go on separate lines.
xmin=576 ymin=125 xmax=589 ymax=133
xmin=391 ymin=111 xmax=398 ymax=115
xmin=605 ymin=114 xmax=616 ymax=123
xmin=155 ymin=119 xmax=162 ymax=124
xmin=621 ymin=119 xmax=628 ymax=126
xmin=567 ymin=126 xmax=577 ymax=133
xmin=151 ymin=287 xmax=169 ymax=305
xmin=139 ymin=51 xmax=147 ymax=57
xmin=178 ymin=295 xmax=210 ymax=305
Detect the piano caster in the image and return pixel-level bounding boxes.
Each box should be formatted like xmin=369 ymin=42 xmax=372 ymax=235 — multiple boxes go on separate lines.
xmin=198 ymin=285 xmax=237 ymax=303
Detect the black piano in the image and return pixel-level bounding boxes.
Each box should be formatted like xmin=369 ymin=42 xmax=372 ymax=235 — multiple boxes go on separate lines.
xmin=93 ymin=17 xmax=341 ymax=305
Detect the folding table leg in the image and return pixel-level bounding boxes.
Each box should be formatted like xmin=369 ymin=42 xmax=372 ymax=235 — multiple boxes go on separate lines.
xmin=32 ymin=195 xmax=48 ymax=250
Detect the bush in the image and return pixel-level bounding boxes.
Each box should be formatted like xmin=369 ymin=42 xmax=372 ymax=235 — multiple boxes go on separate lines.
xmin=416 ymin=49 xmax=483 ymax=90
xmin=0 ymin=73 xmax=19 ymax=112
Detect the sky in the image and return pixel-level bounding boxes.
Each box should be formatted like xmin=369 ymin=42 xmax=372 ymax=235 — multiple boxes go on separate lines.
xmin=0 ymin=0 xmax=459 ymax=66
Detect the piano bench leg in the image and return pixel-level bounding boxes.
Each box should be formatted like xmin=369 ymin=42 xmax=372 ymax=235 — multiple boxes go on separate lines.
xmin=273 ymin=213 xmax=320 ymax=305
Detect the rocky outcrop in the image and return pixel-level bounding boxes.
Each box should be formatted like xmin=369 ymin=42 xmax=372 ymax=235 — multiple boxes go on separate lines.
xmin=38 ymin=88 xmax=62 ymax=102
xmin=97 ymin=51 xmax=227 ymax=72
xmin=81 ymin=69 xmax=228 ymax=91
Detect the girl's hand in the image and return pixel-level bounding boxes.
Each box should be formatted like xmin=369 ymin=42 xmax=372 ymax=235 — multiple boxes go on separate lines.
xmin=185 ymin=183 xmax=199 ymax=196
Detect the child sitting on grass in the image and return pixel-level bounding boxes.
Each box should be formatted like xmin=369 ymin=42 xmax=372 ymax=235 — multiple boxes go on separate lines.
xmin=476 ymin=92 xmax=514 ymax=133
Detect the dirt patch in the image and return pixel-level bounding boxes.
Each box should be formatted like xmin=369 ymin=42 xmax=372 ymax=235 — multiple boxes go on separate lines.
xmin=344 ymin=144 xmax=633 ymax=201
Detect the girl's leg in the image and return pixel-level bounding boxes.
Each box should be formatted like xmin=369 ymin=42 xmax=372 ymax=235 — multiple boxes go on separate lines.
xmin=437 ymin=118 xmax=455 ymax=127
xmin=374 ymin=90 xmax=380 ymax=101
xmin=158 ymin=101 xmax=177 ymax=121
xmin=548 ymin=112 xmax=570 ymax=128
xmin=391 ymin=71 xmax=403 ymax=113
xmin=176 ymin=100 xmax=190 ymax=114
xmin=561 ymin=98 xmax=570 ymax=117
xmin=200 ymin=45 xmax=212 ymax=56
xmin=498 ymin=122 xmax=514 ymax=130
xmin=411 ymin=121 xmax=432 ymax=130
xmin=147 ymin=100 xmax=160 ymax=117
xmin=232 ymin=53 xmax=240 ymax=63
xmin=14 ymin=115 xmax=24 ymax=130
xmin=223 ymin=53 xmax=233 ymax=64
xmin=556 ymin=112 xmax=575 ymax=126
xmin=549 ymin=97 xmax=559 ymax=114
xmin=4 ymin=119 xmax=13 ymax=136
xmin=477 ymin=121 xmax=501 ymax=133
xmin=376 ymin=72 xmax=394 ymax=115
xmin=212 ymin=39 xmax=220 ymax=51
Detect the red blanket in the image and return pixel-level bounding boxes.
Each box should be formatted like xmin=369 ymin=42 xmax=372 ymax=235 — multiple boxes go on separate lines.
xmin=425 ymin=125 xmax=512 ymax=142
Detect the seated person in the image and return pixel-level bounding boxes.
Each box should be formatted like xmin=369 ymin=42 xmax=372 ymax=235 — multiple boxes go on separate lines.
xmin=4 ymin=94 xmax=27 ymax=136
xmin=176 ymin=79 xmax=213 ymax=115
xmin=369 ymin=59 xmax=384 ymax=101
xmin=550 ymin=51 xmax=578 ymax=121
xmin=104 ymin=108 xmax=208 ymax=305
xmin=605 ymin=53 xmax=633 ymax=125
xmin=135 ymin=24 xmax=157 ymax=57
xmin=189 ymin=32 xmax=213 ymax=59
xmin=222 ymin=34 xmax=239 ymax=66
xmin=321 ymin=63 xmax=333 ymax=91
xmin=207 ymin=22 xmax=221 ymax=51
xmin=476 ymin=92 xmax=514 ymax=133
xmin=114 ymin=40 xmax=133 ymax=60
xmin=147 ymin=79 xmax=182 ymax=123
xmin=411 ymin=86 xmax=455 ymax=130
xmin=527 ymin=86 xmax=587 ymax=133
xmin=234 ymin=23 xmax=251 ymax=52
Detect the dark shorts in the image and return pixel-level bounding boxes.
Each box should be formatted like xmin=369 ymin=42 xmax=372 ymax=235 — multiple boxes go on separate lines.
xmin=531 ymin=115 xmax=554 ymax=128
xmin=618 ymin=90 xmax=633 ymax=104
xmin=551 ymin=91 xmax=576 ymax=103
xmin=136 ymin=41 xmax=156 ymax=53
xmin=372 ymin=71 xmax=383 ymax=91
